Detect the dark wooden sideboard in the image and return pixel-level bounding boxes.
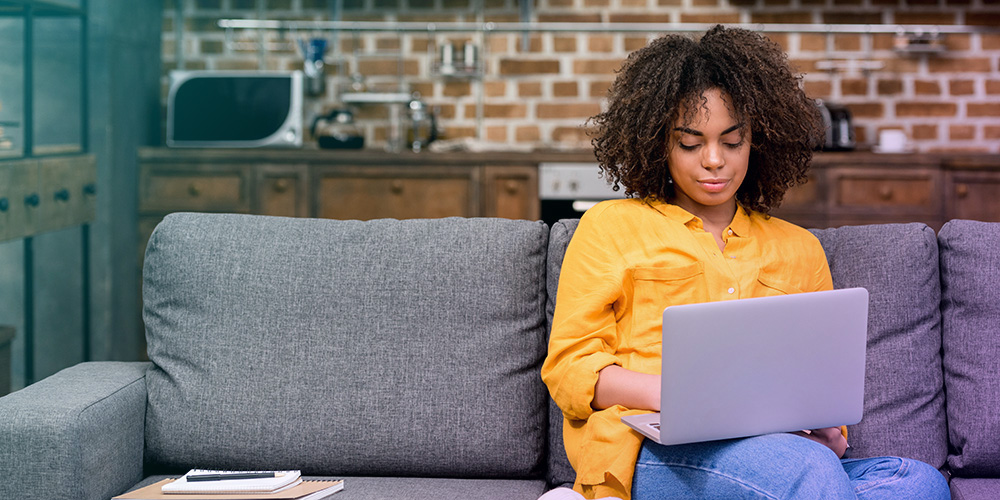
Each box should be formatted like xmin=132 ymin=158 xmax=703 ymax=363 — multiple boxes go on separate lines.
xmin=138 ymin=147 xmax=1000 ymax=266
xmin=773 ymin=152 xmax=1000 ymax=231
xmin=137 ymin=147 xmax=566 ymax=267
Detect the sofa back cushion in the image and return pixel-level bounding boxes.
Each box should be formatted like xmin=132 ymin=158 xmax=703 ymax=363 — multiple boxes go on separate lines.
xmin=939 ymin=219 xmax=1000 ymax=476
xmin=142 ymin=213 xmax=549 ymax=478
xmin=810 ymin=223 xmax=946 ymax=469
xmin=545 ymin=219 xmax=580 ymax=487
xmin=544 ymin=220 xmax=948 ymax=484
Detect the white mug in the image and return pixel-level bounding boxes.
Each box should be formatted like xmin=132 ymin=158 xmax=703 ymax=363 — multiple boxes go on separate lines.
xmin=878 ymin=129 xmax=908 ymax=153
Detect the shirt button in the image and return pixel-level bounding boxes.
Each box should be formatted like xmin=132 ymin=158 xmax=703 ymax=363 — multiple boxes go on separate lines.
xmin=728 ymin=229 xmax=733 ymax=235
xmin=728 ymin=287 xmax=735 ymax=294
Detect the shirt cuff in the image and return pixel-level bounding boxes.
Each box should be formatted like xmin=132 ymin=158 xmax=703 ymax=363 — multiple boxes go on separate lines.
xmin=559 ymin=351 xmax=622 ymax=420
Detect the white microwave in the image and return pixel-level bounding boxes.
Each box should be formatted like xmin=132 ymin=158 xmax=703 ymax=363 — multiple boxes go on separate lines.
xmin=167 ymin=71 xmax=303 ymax=148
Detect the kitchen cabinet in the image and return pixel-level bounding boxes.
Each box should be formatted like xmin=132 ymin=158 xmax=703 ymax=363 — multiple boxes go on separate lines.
xmin=138 ymin=149 xmax=1000 ymax=255
xmin=137 ymin=148 xmax=546 ymax=265
xmin=944 ymin=156 xmax=1000 ymax=223
xmin=314 ymin=166 xmax=477 ymax=220
xmin=773 ymin=153 xmax=949 ymax=230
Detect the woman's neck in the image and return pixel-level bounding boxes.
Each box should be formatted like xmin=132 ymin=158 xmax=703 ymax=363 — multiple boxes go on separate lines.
xmin=674 ymin=198 xmax=738 ymax=231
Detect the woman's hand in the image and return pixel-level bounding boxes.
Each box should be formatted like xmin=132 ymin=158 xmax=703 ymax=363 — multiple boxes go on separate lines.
xmin=791 ymin=427 xmax=848 ymax=458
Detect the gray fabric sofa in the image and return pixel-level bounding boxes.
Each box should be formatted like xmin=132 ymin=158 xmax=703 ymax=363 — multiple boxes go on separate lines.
xmin=1 ymin=212 xmax=998 ymax=500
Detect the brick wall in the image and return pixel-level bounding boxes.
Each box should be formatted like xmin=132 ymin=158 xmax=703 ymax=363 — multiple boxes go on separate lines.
xmin=163 ymin=0 xmax=1000 ymax=153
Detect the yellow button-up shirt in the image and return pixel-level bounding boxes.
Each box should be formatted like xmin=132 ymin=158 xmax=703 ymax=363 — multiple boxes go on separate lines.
xmin=541 ymin=198 xmax=835 ymax=500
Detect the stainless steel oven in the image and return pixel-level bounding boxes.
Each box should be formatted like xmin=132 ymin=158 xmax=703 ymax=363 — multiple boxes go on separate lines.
xmin=539 ymin=162 xmax=626 ymax=226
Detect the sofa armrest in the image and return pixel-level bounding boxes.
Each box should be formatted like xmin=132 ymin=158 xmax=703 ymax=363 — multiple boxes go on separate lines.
xmin=0 ymin=361 xmax=152 ymax=500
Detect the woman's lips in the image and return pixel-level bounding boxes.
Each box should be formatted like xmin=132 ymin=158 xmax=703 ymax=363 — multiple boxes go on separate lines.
xmin=698 ymin=179 xmax=730 ymax=193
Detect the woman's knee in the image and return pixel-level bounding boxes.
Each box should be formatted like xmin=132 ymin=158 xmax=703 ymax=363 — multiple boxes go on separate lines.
xmin=757 ymin=433 xmax=846 ymax=478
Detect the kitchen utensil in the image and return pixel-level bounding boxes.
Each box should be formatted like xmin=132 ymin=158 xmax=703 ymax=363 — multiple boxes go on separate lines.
xmin=406 ymin=98 xmax=437 ymax=152
xmin=298 ymin=37 xmax=327 ymax=96
xmin=816 ymin=100 xmax=855 ymax=151
xmin=311 ymin=108 xmax=364 ymax=149
xmin=438 ymin=42 xmax=456 ymax=76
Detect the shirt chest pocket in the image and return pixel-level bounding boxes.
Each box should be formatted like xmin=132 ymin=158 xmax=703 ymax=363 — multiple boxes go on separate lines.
xmin=628 ymin=263 xmax=708 ymax=349
xmin=752 ymin=271 xmax=806 ymax=297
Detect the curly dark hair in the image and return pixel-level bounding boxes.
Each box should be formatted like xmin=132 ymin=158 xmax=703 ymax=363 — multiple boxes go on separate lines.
xmin=589 ymin=25 xmax=824 ymax=214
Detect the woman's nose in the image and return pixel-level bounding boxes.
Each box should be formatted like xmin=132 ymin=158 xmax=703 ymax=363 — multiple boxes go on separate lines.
xmin=702 ymin=144 xmax=725 ymax=169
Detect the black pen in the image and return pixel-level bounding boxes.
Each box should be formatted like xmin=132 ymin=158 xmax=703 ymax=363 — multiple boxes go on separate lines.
xmin=186 ymin=472 xmax=278 ymax=482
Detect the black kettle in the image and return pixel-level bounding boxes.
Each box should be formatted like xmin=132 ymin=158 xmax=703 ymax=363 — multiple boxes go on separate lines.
xmin=311 ymin=109 xmax=364 ymax=149
xmin=816 ymin=100 xmax=856 ymax=151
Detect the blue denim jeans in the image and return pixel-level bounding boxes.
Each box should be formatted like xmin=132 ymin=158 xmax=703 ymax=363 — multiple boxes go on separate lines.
xmin=632 ymin=433 xmax=950 ymax=500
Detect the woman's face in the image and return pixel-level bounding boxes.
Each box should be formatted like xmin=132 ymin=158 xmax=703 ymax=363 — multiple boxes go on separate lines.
xmin=666 ymin=88 xmax=751 ymax=218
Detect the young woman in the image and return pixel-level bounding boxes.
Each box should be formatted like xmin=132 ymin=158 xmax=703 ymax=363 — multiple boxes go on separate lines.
xmin=540 ymin=26 xmax=950 ymax=500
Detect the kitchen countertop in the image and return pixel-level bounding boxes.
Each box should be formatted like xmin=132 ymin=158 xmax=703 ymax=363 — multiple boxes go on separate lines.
xmin=138 ymin=147 xmax=999 ymax=169
xmin=138 ymin=146 xmax=600 ymax=165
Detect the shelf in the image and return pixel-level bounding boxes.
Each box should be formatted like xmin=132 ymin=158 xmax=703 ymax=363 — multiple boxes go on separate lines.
xmin=340 ymin=92 xmax=412 ymax=105
xmin=218 ymin=20 xmax=1000 ymax=35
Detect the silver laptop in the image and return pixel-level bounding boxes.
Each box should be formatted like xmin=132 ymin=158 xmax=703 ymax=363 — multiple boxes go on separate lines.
xmin=621 ymin=287 xmax=869 ymax=446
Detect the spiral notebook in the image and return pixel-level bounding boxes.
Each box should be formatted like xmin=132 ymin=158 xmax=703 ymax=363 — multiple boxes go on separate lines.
xmin=112 ymin=478 xmax=343 ymax=500
xmin=162 ymin=470 xmax=301 ymax=494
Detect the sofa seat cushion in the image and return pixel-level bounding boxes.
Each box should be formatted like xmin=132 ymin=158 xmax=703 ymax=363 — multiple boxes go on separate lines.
xmin=808 ymin=224 xmax=946 ymax=468
xmin=940 ymin=220 xmax=1000 ymax=476
xmin=950 ymin=477 xmax=1000 ymax=500
xmin=129 ymin=475 xmax=549 ymax=500
xmin=142 ymin=214 xmax=549 ymax=478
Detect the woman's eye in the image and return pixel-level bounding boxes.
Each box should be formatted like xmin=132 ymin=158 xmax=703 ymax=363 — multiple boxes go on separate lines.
xmin=724 ymin=140 xmax=744 ymax=149
xmin=678 ymin=143 xmax=698 ymax=150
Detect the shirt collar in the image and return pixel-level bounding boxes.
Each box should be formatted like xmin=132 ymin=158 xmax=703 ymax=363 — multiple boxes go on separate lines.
xmin=729 ymin=204 xmax=751 ymax=237
xmin=644 ymin=198 xmax=751 ymax=236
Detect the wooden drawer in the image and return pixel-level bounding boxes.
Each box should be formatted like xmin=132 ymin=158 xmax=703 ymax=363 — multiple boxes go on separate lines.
xmin=946 ymin=170 xmax=1000 ymax=223
xmin=829 ymin=168 xmax=941 ymax=214
xmin=140 ymin=164 xmax=251 ymax=213
xmin=314 ymin=167 xmax=477 ymax=220
xmin=483 ymin=165 xmax=539 ymax=220
xmin=36 ymin=156 xmax=97 ymax=233
xmin=2 ymin=159 xmax=42 ymax=240
xmin=76 ymin=156 xmax=98 ymax=226
xmin=255 ymin=165 xmax=308 ymax=217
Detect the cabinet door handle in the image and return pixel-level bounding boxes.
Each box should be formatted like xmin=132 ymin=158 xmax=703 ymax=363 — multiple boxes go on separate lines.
xmin=83 ymin=183 xmax=97 ymax=196
xmin=24 ymin=193 xmax=40 ymax=207
xmin=390 ymin=180 xmax=404 ymax=194
xmin=54 ymin=188 xmax=70 ymax=202
xmin=272 ymin=179 xmax=289 ymax=193
xmin=878 ymin=186 xmax=893 ymax=201
xmin=0 ymin=198 xmax=8 ymax=212
xmin=504 ymin=180 xmax=520 ymax=194
xmin=956 ymin=184 xmax=969 ymax=199
xmin=188 ymin=183 xmax=201 ymax=197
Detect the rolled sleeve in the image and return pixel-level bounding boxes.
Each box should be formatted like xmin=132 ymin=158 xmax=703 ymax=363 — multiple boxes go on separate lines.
xmin=545 ymin=349 xmax=621 ymax=421
xmin=542 ymin=207 xmax=626 ymax=421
